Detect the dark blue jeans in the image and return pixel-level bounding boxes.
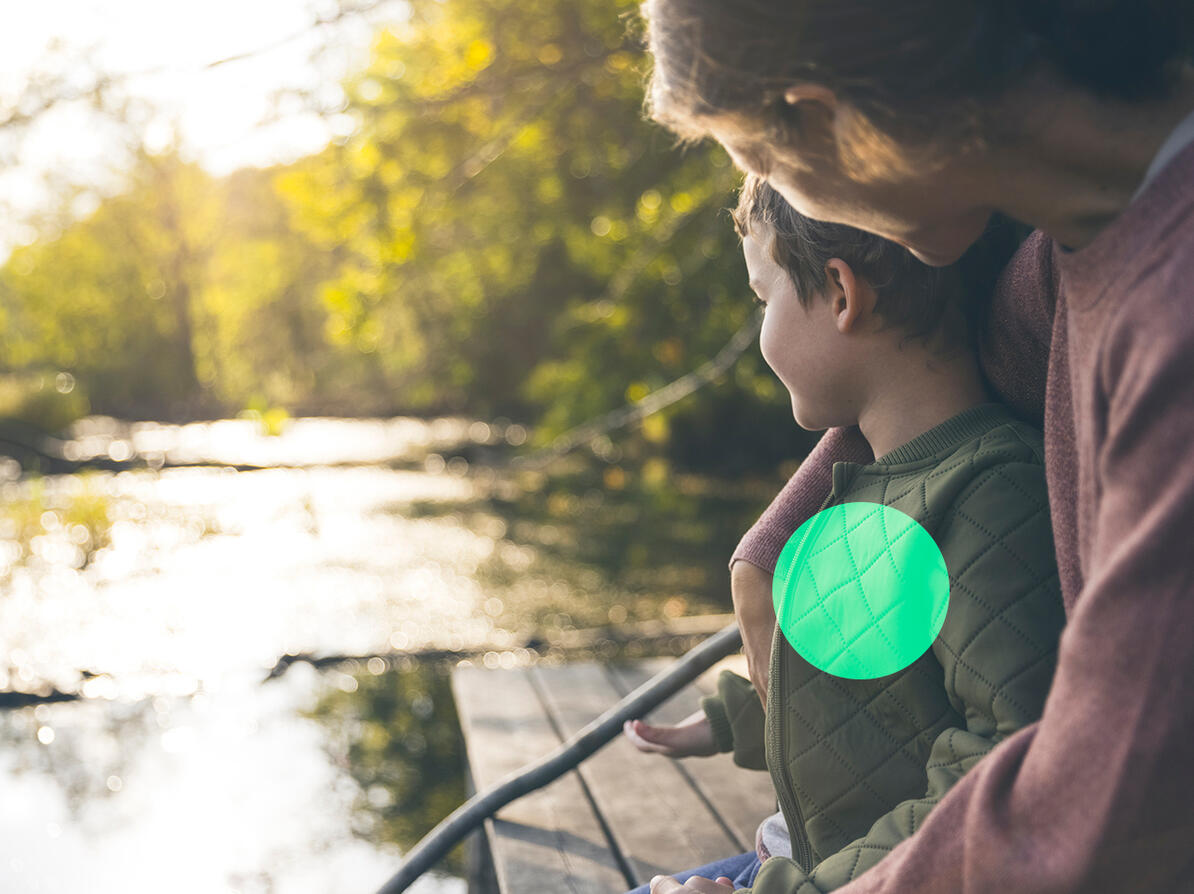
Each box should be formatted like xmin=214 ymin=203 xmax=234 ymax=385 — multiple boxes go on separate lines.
xmin=625 ymin=850 xmax=762 ymax=893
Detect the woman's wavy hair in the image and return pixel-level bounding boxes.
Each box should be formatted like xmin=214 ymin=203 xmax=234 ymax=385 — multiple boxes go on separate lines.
xmin=643 ymin=0 xmax=1194 ymax=153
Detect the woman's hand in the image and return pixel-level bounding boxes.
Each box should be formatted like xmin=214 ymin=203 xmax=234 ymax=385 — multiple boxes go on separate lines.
xmin=623 ymin=709 xmax=717 ymax=757
xmin=650 ymin=873 xmax=735 ymax=892
xmin=731 ymin=560 xmax=776 ymax=705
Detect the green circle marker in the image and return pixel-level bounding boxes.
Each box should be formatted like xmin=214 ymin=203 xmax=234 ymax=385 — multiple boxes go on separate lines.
xmin=773 ymin=502 xmax=949 ymax=680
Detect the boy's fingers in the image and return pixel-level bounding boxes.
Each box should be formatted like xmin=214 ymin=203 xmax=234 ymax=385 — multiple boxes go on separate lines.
xmin=650 ymin=876 xmax=734 ymax=893
xmin=623 ymin=720 xmax=673 ymax=754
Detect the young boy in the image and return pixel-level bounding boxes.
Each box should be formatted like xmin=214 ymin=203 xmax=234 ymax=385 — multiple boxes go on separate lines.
xmin=623 ymin=177 xmax=1065 ymax=893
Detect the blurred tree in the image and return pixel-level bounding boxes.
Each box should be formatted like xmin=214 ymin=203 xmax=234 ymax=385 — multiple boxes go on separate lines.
xmin=0 ymin=0 xmax=799 ymax=470
xmin=0 ymin=147 xmax=345 ymax=419
xmin=0 ymin=148 xmax=212 ymax=417
xmin=277 ymin=0 xmax=775 ymax=433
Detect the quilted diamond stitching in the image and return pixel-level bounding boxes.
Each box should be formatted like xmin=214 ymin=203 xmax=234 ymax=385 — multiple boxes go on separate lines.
xmin=785 ymin=551 xmax=858 ymax=669
xmin=795 ymin=702 xmax=956 ymax=829
xmin=937 ymin=582 xmax=1051 ymax=717
xmin=829 ymin=585 xmax=916 ymax=672
xmin=948 ymin=503 xmax=1047 ymax=583
xmin=985 ymin=649 xmax=1058 ymax=724
xmin=789 ymin=740 xmax=918 ymax=846
xmin=846 ymin=846 xmax=865 ymax=880
xmin=794 ymin=676 xmax=951 ymax=773
xmin=838 ymin=507 xmax=903 ymax=667
xmin=785 ymin=503 xmax=938 ymax=676
xmin=803 ymin=728 xmax=989 ymax=885
xmin=784 ymin=521 xmax=908 ymax=630
xmin=949 ymin=573 xmax=1059 ymax=669
xmin=783 ymin=662 xmax=951 ymax=764
xmin=770 ymin=426 xmax=1063 ymax=882
xmin=874 ymin=428 xmax=1036 ymax=509
xmin=787 ymin=702 xmax=951 ymax=839
xmin=781 ymin=512 xmax=918 ymax=632
xmin=945 ymin=510 xmax=1056 ymax=645
xmin=818 ymin=510 xmax=918 ymax=587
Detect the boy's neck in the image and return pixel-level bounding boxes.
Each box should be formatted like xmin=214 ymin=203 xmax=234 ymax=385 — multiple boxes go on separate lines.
xmin=855 ymin=352 xmax=991 ymax=461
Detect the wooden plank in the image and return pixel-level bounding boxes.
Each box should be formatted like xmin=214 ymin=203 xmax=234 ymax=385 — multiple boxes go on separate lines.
xmin=531 ymin=662 xmax=741 ymax=886
xmin=609 ymin=658 xmax=777 ymax=855
xmin=452 ymin=665 xmax=630 ymax=894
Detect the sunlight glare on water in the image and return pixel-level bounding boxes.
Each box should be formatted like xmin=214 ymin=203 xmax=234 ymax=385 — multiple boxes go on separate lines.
xmin=0 ymin=417 xmax=500 ymax=894
xmin=0 ymin=415 xmax=764 ymax=893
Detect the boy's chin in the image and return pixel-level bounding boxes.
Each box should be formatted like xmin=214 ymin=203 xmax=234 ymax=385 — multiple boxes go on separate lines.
xmin=790 ymin=404 xmax=823 ymax=433
xmin=790 ymin=398 xmax=836 ymax=434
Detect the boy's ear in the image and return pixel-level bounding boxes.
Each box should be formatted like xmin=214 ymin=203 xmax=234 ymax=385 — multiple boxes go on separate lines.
xmin=824 ymin=258 xmax=876 ymax=334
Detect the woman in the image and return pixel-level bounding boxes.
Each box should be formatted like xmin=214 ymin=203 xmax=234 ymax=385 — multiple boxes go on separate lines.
xmin=637 ymin=2 xmax=1194 ymax=892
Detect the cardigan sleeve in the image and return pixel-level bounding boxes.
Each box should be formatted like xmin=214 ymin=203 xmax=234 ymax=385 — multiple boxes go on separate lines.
xmin=730 ymin=427 xmax=873 ymax=573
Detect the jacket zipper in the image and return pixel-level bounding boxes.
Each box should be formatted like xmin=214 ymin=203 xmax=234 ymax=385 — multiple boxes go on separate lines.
xmin=768 ymin=626 xmax=815 ymax=870
xmin=767 ymin=473 xmax=849 ymax=872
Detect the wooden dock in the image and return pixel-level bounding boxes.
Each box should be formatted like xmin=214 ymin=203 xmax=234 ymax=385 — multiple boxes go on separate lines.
xmin=452 ymin=657 xmax=776 ymax=893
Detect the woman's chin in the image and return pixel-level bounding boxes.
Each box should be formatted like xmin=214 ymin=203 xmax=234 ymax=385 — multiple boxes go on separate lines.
xmin=903 ymin=211 xmax=992 ymax=267
xmin=906 ymin=243 xmax=965 ymax=267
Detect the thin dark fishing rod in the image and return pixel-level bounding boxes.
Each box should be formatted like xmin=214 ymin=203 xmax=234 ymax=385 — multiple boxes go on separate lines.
xmin=373 ymin=622 xmax=743 ymax=894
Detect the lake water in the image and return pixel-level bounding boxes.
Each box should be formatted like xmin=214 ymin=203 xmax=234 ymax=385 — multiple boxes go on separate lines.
xmin=0 ymin=417 xmax=779 ymax=893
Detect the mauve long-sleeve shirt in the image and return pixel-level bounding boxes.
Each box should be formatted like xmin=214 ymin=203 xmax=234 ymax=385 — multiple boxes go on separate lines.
xmin=732 ymin=140 xmax=1194 ymax=893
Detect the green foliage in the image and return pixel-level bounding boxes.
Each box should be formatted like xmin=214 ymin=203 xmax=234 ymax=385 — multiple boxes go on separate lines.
xmin=0 ymin=475 xmax=112 ymax=579
xmin=0 ymin=0 xmax=793 ymax=468
xmin=0 ymin=371 xmax=90 ymax=433
xmin=0 ymin=157 xmax=203 ymax=417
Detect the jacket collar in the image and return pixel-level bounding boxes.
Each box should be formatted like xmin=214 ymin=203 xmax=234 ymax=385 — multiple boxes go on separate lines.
xmin=870 ymin=402 xmax=1019 ymax=467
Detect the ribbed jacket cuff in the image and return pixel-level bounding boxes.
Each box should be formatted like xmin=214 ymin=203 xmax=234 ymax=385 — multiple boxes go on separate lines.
xmin=730 ymin=529 xmax=788 ymax=575
xmin=701 ymin=694 xmax=735 ymax=754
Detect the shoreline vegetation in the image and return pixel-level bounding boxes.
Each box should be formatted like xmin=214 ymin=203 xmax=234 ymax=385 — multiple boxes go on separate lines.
xmin=0 ymin=0 xmax=811 ymax=479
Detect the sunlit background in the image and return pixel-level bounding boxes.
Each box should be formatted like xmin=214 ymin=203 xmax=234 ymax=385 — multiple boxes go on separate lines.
xmin=0 ymin=1 xmax=814 ymax=891
xmin=0 ymin=0 xmax=407 ymax=257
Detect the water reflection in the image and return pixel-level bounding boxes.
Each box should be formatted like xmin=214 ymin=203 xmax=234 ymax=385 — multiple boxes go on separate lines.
xmin=0 ymin=416 xmax=785 ymax=892
xmin=0 ymin=670 xmax=460 ymax=894
xmin=401 ymin=456 xmax=777 ymax=633
xmin=0 ymin=695 xmax=154 ymax=816
xmin=307 ymin=662 xmax=468 ymax=876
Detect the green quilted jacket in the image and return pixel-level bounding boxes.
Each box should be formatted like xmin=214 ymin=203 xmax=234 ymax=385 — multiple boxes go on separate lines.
xmin=701 ymin=403 xmax=1065 ymax=894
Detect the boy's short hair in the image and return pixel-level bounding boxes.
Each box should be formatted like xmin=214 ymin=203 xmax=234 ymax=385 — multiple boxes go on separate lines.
xmin=732 ymin=174 xmax=968 ymax=348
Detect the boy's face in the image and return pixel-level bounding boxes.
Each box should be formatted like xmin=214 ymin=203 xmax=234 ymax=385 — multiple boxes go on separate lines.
xmin=743 ymin=228 xmax=859 ymax=431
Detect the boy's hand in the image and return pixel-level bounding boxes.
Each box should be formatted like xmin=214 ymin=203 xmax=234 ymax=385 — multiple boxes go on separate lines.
xmin=623 ymin=709 xmax=717 ymax=757
xmin=731 ymin=560 xmax=776 ymax=705
xmin=650 ymin=874 xmax=735 ymax=892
